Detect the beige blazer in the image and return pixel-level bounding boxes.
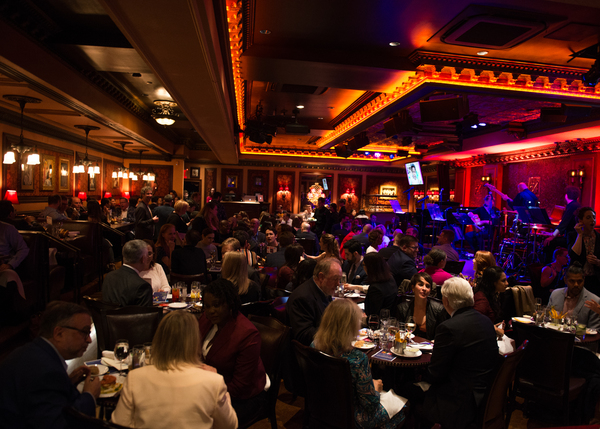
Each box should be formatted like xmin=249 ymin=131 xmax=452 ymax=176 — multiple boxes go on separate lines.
xmin=112 ymin=364 xmax=238 ymax=429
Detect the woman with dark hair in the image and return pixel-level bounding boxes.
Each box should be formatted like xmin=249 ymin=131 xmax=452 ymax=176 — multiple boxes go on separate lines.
xmin=199 ymin=279 xmax=267 ymax=426
xmin=192 ymin=202 xmax=219 ymax=232
xmin=277 ymin=243 xmax=304 ymax=290
xmin=396 ymin=273 xmax=448 ymax=340
xmin=569 ymin=206 xmax=600 ymax=295
xmin=305 ymin=233 xmax=341 ymax=262
xmin=366 ymin=229 xmax=384 ymax=254
xmin=473 ymin=266 xmax=508 ymax=338
xmin=361 ymin=252 xmax=397 ymax=317
xmin=420 ymin=249 xmax=453 ymax=285
xmin=127 ymin=196 xmax=138 ymax=222
xmin=291 ymin=259 xmax=318 ymax=290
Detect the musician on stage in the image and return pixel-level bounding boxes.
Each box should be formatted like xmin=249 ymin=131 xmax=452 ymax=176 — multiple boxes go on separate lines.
xmin=502 ymin=182 xmax=539 ymax=209
xmin=542 ymin=186 xmax=581 ymax=263
xmin=466 ymin=195 xmax=501 ymax=253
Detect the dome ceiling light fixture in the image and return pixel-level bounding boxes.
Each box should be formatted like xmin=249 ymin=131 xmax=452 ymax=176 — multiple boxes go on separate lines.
xmin=152 ymin=100 xmax=179 ymax=126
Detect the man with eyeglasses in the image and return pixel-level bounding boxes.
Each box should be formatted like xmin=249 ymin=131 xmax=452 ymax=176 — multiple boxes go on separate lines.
xmin=0 ymin=301 xmax=100 ymax=428
xmin=388 ymin=234 xmax=419 ymax=286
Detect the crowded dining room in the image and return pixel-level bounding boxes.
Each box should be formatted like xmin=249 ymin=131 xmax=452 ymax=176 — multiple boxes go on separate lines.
xmin=3 ymin=0 xmax=600 ymax=428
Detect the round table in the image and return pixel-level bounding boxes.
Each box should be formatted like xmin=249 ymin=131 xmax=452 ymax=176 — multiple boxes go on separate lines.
xmin=366 ymin=336 xmax=432 ymax=368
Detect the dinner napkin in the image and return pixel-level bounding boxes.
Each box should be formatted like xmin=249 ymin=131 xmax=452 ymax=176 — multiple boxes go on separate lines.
xmin=379 ymin=389 xmax=408 ymax=418
xmin=101 ymin=357 xmax=128 ymax=371
xmin=411 ymin=342 xmax=433 ymax=350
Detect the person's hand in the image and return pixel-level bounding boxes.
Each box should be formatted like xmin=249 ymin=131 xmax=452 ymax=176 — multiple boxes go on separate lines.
xmin=25 ymin=215 xmax=36 ymax=224
xmin=373 ymin=379 xmax=383 ymax=392
xmin=82 ymin=374 xmax=101 ymax=399
xmin=585 ymin=300 xmax=600 ymax=315
xmin=543 ymin=237 xmax=553 ymax=246
xmin=587 ymin=254 xmax=599 ymax=266
xmin=152 ymin=216 xmax=159 ymax=223
xmin=200 ymin=364 xmax=217 ymax=373
xmin=494 ymin=323 xmax=504 ymax=340
xmin=575 ymin=222 xmax=584 ymax=235
xmin=69 ymin=365 xmax=90 ymax=385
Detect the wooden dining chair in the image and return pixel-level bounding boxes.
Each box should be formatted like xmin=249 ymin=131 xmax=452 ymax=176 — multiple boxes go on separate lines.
xmin=82 ymin=295 xmax=120 ymax=358
xmin=103 ymin=306 xmax=163 ymax=352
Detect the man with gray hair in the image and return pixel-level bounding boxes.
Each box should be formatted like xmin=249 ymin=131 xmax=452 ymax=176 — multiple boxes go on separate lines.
xmin=407 ymin=277 xmax=498 ymax=428
xmin=0 ymin=301 xmax=100 ymax=428
xmin=287 ymin=258 xmax=342 ymax=345
xmin=103 ymin=239 xmax=153 ymax=306
xmin=134 ymin=186 xmax=159 ymax=240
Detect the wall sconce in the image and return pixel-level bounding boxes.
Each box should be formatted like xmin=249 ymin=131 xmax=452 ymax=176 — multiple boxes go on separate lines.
xmin=278 ymin=184 xmax=290 ymax=202
xmin=123 ymin=191 xmax=130 ymax=199
xmin=481 ymin=176 xmax=491 ymax=182
xmin=104 ymin=192 xmax=112 ymax=199
xmin=4 ymin=190 xmax=19 ymax=204
xmin=569 ymin=167 xmax=585 ymax=188
xmin=78 ymin=192 xmax=87 ymax=201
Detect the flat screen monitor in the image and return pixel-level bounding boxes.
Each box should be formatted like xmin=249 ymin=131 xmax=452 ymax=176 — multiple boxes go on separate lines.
xmin=322 ymin=178 xmax=328 ymax=191
xmin=405 ymin=161 xmax=424 ymax=186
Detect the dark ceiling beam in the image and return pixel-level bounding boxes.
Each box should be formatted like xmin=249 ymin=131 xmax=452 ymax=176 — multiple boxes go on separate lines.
xmin=0 ymin=19 xmax=175 ymax=156
xmin=100 ymin=0 xmax=239 ymax=164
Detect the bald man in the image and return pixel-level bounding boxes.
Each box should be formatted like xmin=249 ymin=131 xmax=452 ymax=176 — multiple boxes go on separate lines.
xmin=503 ymin=182 xmax=539 ymax=209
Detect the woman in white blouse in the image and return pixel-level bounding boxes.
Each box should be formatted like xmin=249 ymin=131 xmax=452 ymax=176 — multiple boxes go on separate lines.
xmin=138 ymin=240 xmax=170 ymax=293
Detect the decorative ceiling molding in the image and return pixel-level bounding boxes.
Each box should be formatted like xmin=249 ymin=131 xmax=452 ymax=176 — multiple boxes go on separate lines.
xmin=329 ymin=91 xmax=380 ymax=128
xmin=226 ymin=0 xmax=246 ymax=131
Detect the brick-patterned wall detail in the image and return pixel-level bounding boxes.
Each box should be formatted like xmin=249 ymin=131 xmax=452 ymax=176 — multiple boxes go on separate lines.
xmin=275 ymin=171 xmax=294 ymax=212
xmin=338 ymin=174 xmax=362 ymax=212
xmin=220 ymin=168 xmax=244 ymax=199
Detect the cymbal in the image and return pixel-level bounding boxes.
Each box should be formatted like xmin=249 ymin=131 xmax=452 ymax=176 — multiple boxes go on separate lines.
xmin=528 ymin=224 xmax=552 ymax=229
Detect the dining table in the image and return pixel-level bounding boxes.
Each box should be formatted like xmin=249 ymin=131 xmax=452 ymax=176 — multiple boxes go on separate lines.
xmin=366 ymin=335 xmax=432 ymax=368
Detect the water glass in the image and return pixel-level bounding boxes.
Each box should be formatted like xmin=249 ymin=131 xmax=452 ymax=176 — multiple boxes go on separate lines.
xmin=178 ymin=282 xmax=187 ymax=302
xmin=131 ymin=345 xmax=144 ymax=369
xmin=143 ymin=343 xmax=153 ymax=366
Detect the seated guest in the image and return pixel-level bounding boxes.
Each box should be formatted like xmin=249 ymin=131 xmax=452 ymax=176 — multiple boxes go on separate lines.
xmin=568 ymin=206 xmax=600 ymax=295
xmin=277 ymin=244 xmax=304 ymax=290
xmin=215 ymin=219 xmax=232 ymax=244
xmin=290 ymin=259 xmax=317 ymax=291
xmin=280 ymin=211 xmax=292 ymax=226
xmin=305 ymin=233 xmax=341 ymax=263
xmin=431 ymin=229 xmax=459 ymax=262
xmin=313 ymin=299 xmax=406 ymax=429
xmin=195 ymin=201 xmax=219 ymax=232
xmin=39 ymin=194 xmax=69 ymax=222
xmin=66 ymin=196 xmax=87 ymax=220
xmin=473 ymin=266 xmax=509 ymax=338
xmin=420 ymin=249 xmax=453 ymax=286
xmin=340 ymin=225 xmax=362 ymax=259
xmin=265 ymin=230 xmax=295 ymax=268
xmin=0 ymin=301 xmax=100 ymax=428
xmin=539 ymin=247 xmax=569 ymax=304
xmin=149 ymin=195 xmax=159 ymax=211
xmin=405 ymin=226 xmax=424 ymax=256
xmin=199 ymin=279 xmax=268 ymax=426
xmin=366 ymin=228 xmax=384 ymax=254
xmin=263 ymin=224 xmax=279 ymax=250
xmin=377 ymin=224 xmax=391 ymax=249
xmin=549 ymin=262 xmax=600 ymax=331
xmin=139 ymin=240 xmax=170 ymax=293
xmin=300 ymin=204 xmax=314 ymax=221
xmin=379 ymin=231 xmax=403 ymax=260
xmin=396 ymin=273 xmax=447 ymax=340
xmin=352 ymin=224 xmax=373 ymax=248
xmin=198 ymin=228 xmax=218 ymax=259
xmin=87 ymin=200 xmax=115 ymax=270
xmin=248 ymin=218 xmax=265 ymax=252
xmin=155 ymin=223 xmax=179 ymax=275
xmin=112 ymin=311 xmax=238 ymax=429
xmin=103 ymin=239 xmax=153 ymax=306
xmin=0 ymin=213 xmax=29 ymax=323
xmin=404 ymin=277 xmax=498 ymax=428
xmin=233 ymin=230 xmax=258 ymax=267
xmin=287 ymin=258 xmax=342 ymax=345
xmin=221 ymin=251 xmax=261 ymax=304
xmin=166 ymin=200 xmax=189 ymax=239
xmin=388 ymin=235 xmax=419 ymax=285
xmin=296 ymin=222 xmax=319 ymax=255
xmin=342 ymin=239 xmax=367 ymax=285
xmin=0 ymin=200 xmax=43 ymax=231
xmin=115 ymin=197 xmax=131 ymax=221
xmin=471 ymin=250 xmax=497 ymax=284
xmin=331 ymin=215 xmax=351 ymax=242
xmin=171 ymin=229 xmax=209 ymax=280
xmin=361 ymin=252 xmax=398 ymax=317
xmin=127 ymin=196 xmax=138 ymax=223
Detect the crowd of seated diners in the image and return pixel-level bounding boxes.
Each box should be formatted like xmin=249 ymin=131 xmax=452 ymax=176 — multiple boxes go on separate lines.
xmin=3 ymin=193 xmax=600 ymax=428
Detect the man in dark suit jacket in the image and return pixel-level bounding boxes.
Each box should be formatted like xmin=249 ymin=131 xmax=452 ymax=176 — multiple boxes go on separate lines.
xmin=287 ymin=258 xmax=342 ymax=345
xmin=352 ymin=224 xmax=372 ymax=248
xmin=296 ymin=222 xmax=320 ymax=255
xmin=379 ymin=231 xmax=402 ymax=260
xmin=342 ymin=239 xmax=367 ymax=285
xmin=103 ymin=239 xmax=153 ymax=306
xmin=265 ymin=230 xmax=295 ymax=269
xmin=418 ymin=277 xmax=498 ymax=428
xmin=171 ymin=229 xmax=209 ymax=279
xmin=152 ymin=194 xmax=174 ymax=240
xmin=248 ymin=218 xmax=266 ymax=252
xmin=388 ymin=235 xmax=419 ymax=285
xmin=134 ymin=186 xmax=158 ymax=240
xmin=0 ymin=301 xmax=100 ymax=428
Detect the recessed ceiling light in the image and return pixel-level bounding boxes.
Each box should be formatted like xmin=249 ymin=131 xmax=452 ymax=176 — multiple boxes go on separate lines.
xmin=296 ymin=105 xmax=304 ymax=109
xmin=364 ymin=152 xmax=370 ymax=155
xmin=477 ymin=50 xmax=489 ymax=56
xmin=260 ymin=30 xmax=271 ymax=35
xmin=471 ymin=124 xmax=478 ymax=129
xmin=318 ymin=117 xmax=324 ymax=120
xmin=374 ymin=152 xmax=381 ymax=158
xmin=478 ymin=122 xmax=487 ymax=127
xmin=389 ymin=42 xmax=401 ymax=47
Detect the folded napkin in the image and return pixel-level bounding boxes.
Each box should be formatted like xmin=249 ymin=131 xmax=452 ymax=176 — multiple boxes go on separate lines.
xmin=379 ymin=389 xmax=408 ymax=418
xmin=101 ymin=357 xmax=129 ymax=371
xmin=0 ymin=269 xmax=25 ymax=299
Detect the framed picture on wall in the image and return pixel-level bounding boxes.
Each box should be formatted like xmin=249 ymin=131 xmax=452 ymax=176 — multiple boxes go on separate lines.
xmin=226 ymin=175 xmax=238 ymax=188
xmin=191 ymin=167 xmax=200 ymax=178
xmin=112 ymin=177 xmax=119 ymax=189
xmin=89 ymin=175 xmax=96 ymax=192
xmin=21 ymin=163 xmax=34 ymax=191
xmin=59 ymin=158 xmax=70 ymax=191
xmin=255 ymin=176 xmax=262 ymax=186
xmin=41 ymin=154 xmax=55 ymax=191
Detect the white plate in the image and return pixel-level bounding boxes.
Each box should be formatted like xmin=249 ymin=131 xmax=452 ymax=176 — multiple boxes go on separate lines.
xmin=77 ymin=374 xmax=125 ymax=398
xmin=168 ymin=302 xmax=188 ymax=309
xmin=352 ymin=340 xmax=376 ymax=350
xmin=587 ymin=329 xmax=598 ymax=335
xmin=512 ymin=317 xmax=533 ymax=324
xmin=345 ymin=293 xmax=361 ymax=298
xmin=85 ymin=363 xmax=108 ymax=376
xmin=391 ymin=348 xmax=422 ymax=358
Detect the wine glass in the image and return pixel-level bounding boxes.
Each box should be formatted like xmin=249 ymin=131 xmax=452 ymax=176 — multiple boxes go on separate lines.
xmin=367 ymin=315 xmax=380 ymax=347
xmin=114 ymin=339 xmax=129 ymax=376
xmin=406 ymin=316 xmax=416 ymax=342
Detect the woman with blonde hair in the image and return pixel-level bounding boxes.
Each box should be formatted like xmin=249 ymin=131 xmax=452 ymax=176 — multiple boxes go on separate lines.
xmin=112 ymin=311 xmax=238 ymax=429
xmin=166 ymin=200 xmax=189 ymax=239
xmin=221 ymin=251 xmax=261 ymax=304
xmin=313 ymin=299 xmax=406 ymax=429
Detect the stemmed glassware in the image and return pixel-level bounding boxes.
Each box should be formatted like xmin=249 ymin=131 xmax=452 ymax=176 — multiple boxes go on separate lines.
xmin=114 ymin=339 xmax=129 ymax=376
xmin=367 ymin=315 xmax=379 ymax=346
xmin=406 ymin=316 xmax=416 ymax=344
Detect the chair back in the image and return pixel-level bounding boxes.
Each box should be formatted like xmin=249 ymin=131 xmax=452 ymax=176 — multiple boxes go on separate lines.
xmin=104 ymin=306 xmax=163 ymax=351
xmin=479 ymin=340 xmax=528 ymax=429
xmin=509 ymin=286 xmax=535 ymax=317
xmin=296 ymin=238 xmax=316 ymax=256
xmin=240 ymin=300 xmax=274 ymax=318
xmin=82 ymin=295 xmax=121 ymax=358
xmin=169 ymin=272 xmax=206 ymax=293
xmin=444 ymin=260 xmax=466 ymax=275
xmin=293 ymin=340 xmax=356 ymax=429
xmin=271 ymin=296 xmax=289 ymax=325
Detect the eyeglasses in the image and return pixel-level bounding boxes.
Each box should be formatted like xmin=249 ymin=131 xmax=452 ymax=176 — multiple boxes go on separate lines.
xmin=61 ymin=326 xmax=91 ymax=338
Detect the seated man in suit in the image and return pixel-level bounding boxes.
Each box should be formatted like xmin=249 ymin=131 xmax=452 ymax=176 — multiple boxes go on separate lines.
xmin=0 ymin=301 xmax=101 ymax=428
xmin=287 ymin=258 xmax=342 ymax=345
xmin=388 ymin=235 xmax=419 ymax=285
xmin=550 ymin=262 xmax=600 ymax=330
xmin=401 ymin=277 xmax=498 ymax=428
xmin=248 ymin=218 xmax=266 ymax=253
xmin=265 ymin=230 xmax=295 ymax=269
xmin=171 ymin=229 xmax=209 ymax=279
xmin=378 ymin=230 xmax=403 ymax=260
xmin=352 ymin=224 xmax=373 ymax=248
xmin=342 ymin=239 xmax=367 ymax=285
xmin=103 ymin=239 xmax=153 ymax=306
xmin=296 ymin=222 xmax=319 ymax=255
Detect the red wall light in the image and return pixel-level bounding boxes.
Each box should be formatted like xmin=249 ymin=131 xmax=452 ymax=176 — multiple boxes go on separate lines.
xmin=104 ymin=192 xmax=112 ymax=199
xmin=4 ymin=190 xmax=18 ymax=204
xmin=123 ymin=191 xmax=130 ymax=199
xmin=78 ymin=192 xmax=87 ymax=201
